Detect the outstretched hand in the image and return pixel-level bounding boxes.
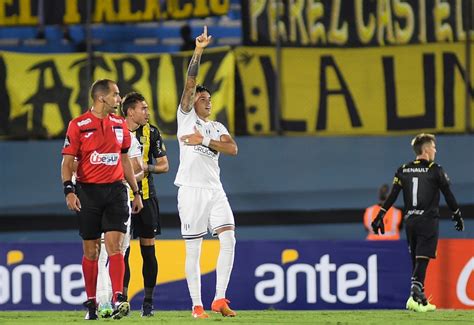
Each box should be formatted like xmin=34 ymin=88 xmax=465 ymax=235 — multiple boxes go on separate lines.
xmin=196 ymin=26 xmax=212 ymax=49
xmin=371 ymin=210 xmax=386 ymax=235
xmin=452 ymin=210 xmax=464 ymax=231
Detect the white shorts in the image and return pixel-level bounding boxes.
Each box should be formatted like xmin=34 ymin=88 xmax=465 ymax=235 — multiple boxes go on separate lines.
xmin=177 ymin=186 xmax=235 ymax=239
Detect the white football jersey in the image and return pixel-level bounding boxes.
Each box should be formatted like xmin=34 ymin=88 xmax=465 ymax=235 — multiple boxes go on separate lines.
xmin=125 ymin=135 xmax=142 ymax=192
xmin=174 ymin=106 xmax=229 ymax=189
xmin=128 ymin=134 xmax=142 ymax=160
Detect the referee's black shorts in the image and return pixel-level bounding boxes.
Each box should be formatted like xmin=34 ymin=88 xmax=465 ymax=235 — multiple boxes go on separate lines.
xmin=75 ymin=181 xmax=129 ymax=240
xmin=405 ymin=215 xmax=439 ymax=259
xmin=131 ymin=195 xmax=161 ymax=239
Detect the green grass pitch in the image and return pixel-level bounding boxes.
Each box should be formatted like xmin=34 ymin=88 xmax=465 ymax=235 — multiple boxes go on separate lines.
xmin=0 ymin=310 xmax=472 ymax=324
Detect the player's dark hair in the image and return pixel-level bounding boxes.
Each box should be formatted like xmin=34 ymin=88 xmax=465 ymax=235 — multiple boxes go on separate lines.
xmin=196 ymin=85 xmax=211 ymax=95
xmin=121 ymin=92 xmax=145 ymax=116
xmin=411 ymin=133 xmax=436 ymax=155
xmin=378 ymin=184 xmax=389 ymax=202
xmin=90 ymin=79 xmax=115 ymax=100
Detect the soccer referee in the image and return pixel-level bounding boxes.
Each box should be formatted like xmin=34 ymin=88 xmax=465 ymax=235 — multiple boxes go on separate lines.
xmin=61 ymin=79 xmax=143 ymax=320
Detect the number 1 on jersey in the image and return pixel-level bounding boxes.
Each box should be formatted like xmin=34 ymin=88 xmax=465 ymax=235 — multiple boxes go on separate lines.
xmin=412 ymin=177 xmax=418 ymax=207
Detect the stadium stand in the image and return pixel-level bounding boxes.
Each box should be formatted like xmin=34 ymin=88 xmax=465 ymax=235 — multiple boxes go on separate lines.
xmin=0 ymin=1 xmax=242 ymax=53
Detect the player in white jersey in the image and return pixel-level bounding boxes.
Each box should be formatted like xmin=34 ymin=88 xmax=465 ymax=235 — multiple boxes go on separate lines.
xmin=175 ymin=26 xmax=238 ymax=319
xmin=96 ymin=98 xmax=146 ymax=318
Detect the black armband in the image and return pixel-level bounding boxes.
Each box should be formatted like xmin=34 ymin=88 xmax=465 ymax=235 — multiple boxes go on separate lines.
xmin=63 ymin=180 xmax=75 ymax=196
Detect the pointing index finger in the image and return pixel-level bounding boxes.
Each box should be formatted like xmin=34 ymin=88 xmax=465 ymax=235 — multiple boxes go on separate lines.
xmin=203 ymin=25 xmax=207 ymax=37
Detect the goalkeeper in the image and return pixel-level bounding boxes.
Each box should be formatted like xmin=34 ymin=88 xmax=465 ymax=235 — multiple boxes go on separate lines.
xmin=371 ymin=133 xmax=464 ymax=313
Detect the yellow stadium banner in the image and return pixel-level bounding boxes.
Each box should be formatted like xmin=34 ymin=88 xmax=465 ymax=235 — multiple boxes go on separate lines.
xmin=0 ymin=48 xmax=235 ymax=138
xmin=241 ymin=0 xmax=472 ymax=47
xmin=0 ymin=0 xmax=230 ymax=26
xmin=235 ymin=43 xmax=473 ymax=135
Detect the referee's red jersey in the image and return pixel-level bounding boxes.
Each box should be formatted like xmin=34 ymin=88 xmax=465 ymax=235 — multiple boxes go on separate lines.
xmin=62 ymin=110 xmax=131 ymax=184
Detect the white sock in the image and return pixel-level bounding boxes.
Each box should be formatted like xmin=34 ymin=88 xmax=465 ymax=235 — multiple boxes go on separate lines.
xmin=96 ymin=240 xmax=112 ymax=306
xmin=214 ymin=230 xmax=236 ymax=300
xmin=185 ymin=238 xmax=203 ymax=307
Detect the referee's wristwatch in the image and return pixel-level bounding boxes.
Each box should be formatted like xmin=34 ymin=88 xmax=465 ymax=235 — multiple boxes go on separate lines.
xmin=133 ymin=189 xmax=143 ymax=196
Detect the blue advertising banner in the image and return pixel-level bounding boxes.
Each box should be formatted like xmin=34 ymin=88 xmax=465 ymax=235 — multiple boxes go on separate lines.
xmin=226 ymin=241 xmax=411 ymax=310
xmin=0 ymin=243 xmax=85 ymax=310
xmin=0 ymin=240 xmax=412 ymax=310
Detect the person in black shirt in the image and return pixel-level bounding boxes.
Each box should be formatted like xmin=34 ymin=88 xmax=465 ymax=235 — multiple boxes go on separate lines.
xmin=180 ymin=24 xmax=195 ymax=52
xmin=372 ymin=133 xmax=464 ymax=312
xmin=121 ymin=92 xmax=169 ymax=317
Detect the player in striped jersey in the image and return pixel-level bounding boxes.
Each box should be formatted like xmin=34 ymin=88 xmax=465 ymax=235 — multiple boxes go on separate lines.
xmin=121 ymin=92 xmax=169 ymax=317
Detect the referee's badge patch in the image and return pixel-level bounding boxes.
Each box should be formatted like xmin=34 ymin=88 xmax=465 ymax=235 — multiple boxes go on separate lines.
xmin=114 ymin=128 xmax=124 ymax=144
xmin=140 ymin=136 xmax=147 ymax=144
xmin=63 ymin=136 xmax=70 ymax=148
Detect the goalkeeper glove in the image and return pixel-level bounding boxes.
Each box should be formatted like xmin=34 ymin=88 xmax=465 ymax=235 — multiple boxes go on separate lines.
xmin=452 ymin=209 xmax=464 ymax=232
xmin=371 ymin=208 xmax=386 ymax=235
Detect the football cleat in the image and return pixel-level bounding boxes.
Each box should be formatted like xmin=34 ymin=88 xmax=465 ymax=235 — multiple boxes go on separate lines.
xmin=98 ymin=302 xmax=113 ymax=318
xmin=211 ymin=298 xmax=237 ymax=317
xmin=83 ymin=299 xmax=98 ymax=320
xmin=406 ymin=296 xmax=427 ymax=312
xmin=425 ymin=296 xmax=437 ymax=312
xmin=191 ymin=305 xmax=209 ymax=319
xmin=141 ymin=301 xmax=154 ymax=317
xmin=411 ymin=284 xmax=428 ymax=305
xmin=111 ymin=293 xmax=130 ymax=320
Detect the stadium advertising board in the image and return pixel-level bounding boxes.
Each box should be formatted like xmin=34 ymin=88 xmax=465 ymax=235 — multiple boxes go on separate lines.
xmin=0 ymin=48 xmax=234 ymax=139
xmin=242 ymin=0 xmax=473 ymax=47
xmin=425 ymin=239 xmax=474 ymax=309
xmin=1 ymin=240 xmax=472 ymax=310
xmin=235 ymin=43 xmax=473 ymax=135
xmin=0 ymin=0 xmax=230 ymax=26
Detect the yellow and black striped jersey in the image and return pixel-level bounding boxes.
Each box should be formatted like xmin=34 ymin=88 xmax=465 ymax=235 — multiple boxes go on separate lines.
xmin=133 ymin=123 xmax=166 ymax=200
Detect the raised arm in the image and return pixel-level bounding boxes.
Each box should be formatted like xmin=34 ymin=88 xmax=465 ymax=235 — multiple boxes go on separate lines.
xmin=179 ymin=26 xmax=212 ymax=113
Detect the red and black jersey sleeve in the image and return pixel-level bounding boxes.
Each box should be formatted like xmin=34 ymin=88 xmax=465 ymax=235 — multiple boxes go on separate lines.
xmin=121 ymin=126 xmax=131 ymax=154
xmin=62 ymin=120 xmax=80 ymax=156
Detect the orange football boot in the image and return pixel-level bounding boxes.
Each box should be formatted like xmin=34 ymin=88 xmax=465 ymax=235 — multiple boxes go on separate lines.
xmin=191 ymin=305 xmax=209 ymax=319
xmin=211 ymin=298 xmax=237 ymax=317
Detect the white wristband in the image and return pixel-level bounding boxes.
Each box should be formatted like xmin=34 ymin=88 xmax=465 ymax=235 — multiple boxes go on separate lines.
xmin=202 ymin=136 xmax=211 ymax=147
